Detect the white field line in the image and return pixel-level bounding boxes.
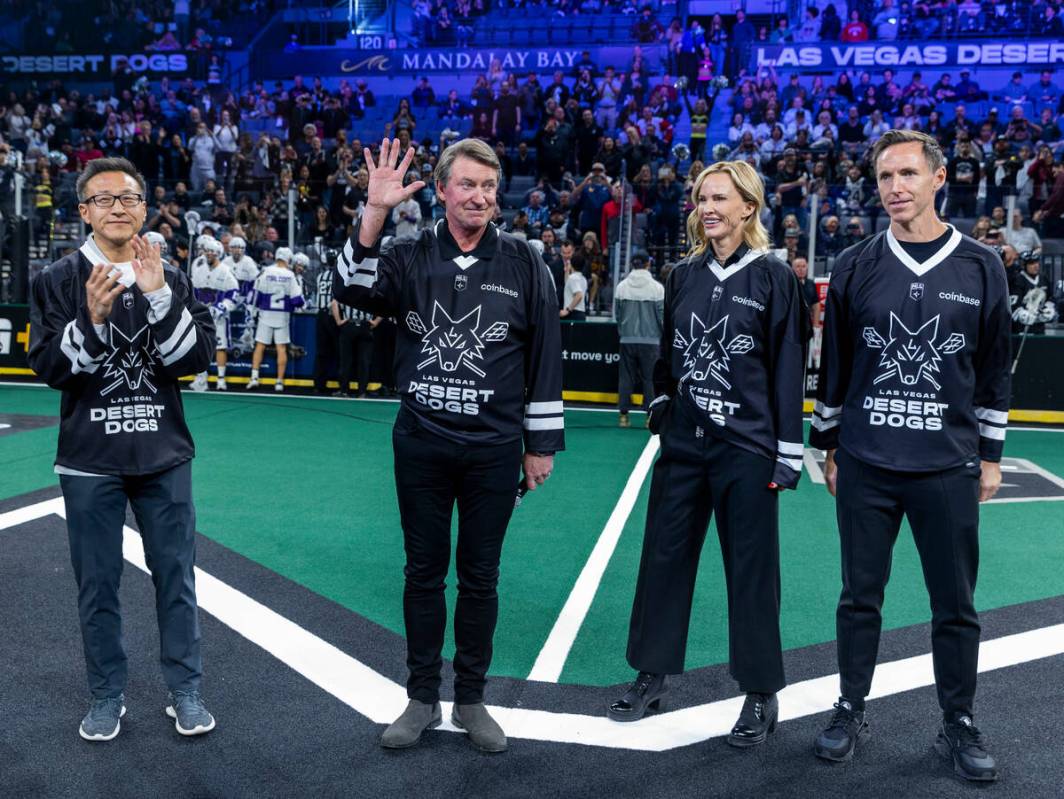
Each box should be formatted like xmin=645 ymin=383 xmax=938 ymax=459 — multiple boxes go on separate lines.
xmin=527 ymin=436 xmax=660 ymax=683
xmin=4 ymin=498 xmax=1062 ymax=751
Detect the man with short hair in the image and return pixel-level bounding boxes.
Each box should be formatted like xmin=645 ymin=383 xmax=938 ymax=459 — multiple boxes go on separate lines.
xmin=811 ymin=130 xmax=1011 ymax=781
xmin=561 ymin=254 xmax=588 ymax=321
xmin=946 ymin=140 xmax=981 ymax=219
xmin=614 ymin=254 xmax=664 ymax=428
xmin=333 ymin=138 xmax=564 ymax=753
xmin=188 ymin=121 xmax=217 ymax=194
xmin=28 ymin=157 xmax=217 ymax=742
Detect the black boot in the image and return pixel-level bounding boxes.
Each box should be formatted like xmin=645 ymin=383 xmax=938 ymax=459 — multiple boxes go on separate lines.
xmin=814 ymin=699 xmax=869 ymax=762
xmin=934 ymin=714 xmax=999 ymax=782
xmin=606 ymin=672 xmax=667 ymax=722
xmin=727 ymin=692 xmax=778 ymax=748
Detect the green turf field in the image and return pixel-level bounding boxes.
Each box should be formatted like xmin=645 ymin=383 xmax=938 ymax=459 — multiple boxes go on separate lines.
xmin=3 ymin=383 xmax=1062 ymax=686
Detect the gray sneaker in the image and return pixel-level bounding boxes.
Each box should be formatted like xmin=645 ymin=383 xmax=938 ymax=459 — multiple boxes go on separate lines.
xmin=165 ymin=691 xmax=216 ymax=736
xmin=381 ymin=699 xmax=442 ymax=749
xmin=452 ymin=703 xmax=508 ymax=753
xmin=79 ymin=695 xmax=126 ymax=742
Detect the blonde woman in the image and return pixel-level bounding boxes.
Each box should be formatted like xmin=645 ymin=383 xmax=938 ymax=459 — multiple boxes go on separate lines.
xmin=608 ymin=161 xmax=805 ymax=749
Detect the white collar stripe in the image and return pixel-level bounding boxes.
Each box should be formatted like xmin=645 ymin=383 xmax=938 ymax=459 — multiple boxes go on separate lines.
xmin=885 ymin=225 xmax=962 ymax=277
xmin=707 ymin=247 xmax=767 ymax=282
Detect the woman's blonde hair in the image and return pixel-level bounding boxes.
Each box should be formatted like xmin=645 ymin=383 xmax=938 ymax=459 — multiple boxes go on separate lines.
xmin=686 ymin=160 xmax=771 ymax=257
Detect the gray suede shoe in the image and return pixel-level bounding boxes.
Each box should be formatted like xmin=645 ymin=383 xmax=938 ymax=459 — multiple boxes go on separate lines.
xmin=380 ymin=700 xmax=442 ymax=749
xmin=452 ymin=703 xmax=508 ymax=753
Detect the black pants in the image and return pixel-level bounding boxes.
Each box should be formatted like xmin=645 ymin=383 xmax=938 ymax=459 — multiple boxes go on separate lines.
xmin=652 ymin=216 xmax=682 ymax=250
xmin=313 ymin=311 xmax=339 ymax=393
xmin=834 ymin=447 xmax=981 ymax=716
xmin=950 ymin=190 xmax=977 ymax=219
xmin=618 ymin=343 xmax=657 ymax=413
xmin=60 ymin=461 xmax=202 ymax=699
xmin=371 ymin=319 xmax=397 ymax=391
xmin=690 ymin=138 xmax=706 ymax=164
xmin=339 ymin=321 xmax=373 ymax=393
xmin=626 ymin=400 xmax=785 ymax=694
xmin=392 ymin=410 xmax=523 ymax=704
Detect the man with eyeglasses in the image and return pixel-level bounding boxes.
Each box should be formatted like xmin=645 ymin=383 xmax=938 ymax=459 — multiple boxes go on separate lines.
xmin=28 ymin=157 xmax=218 ymax=743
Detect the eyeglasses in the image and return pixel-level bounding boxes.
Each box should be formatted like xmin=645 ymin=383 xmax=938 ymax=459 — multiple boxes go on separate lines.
xmin=82 ymin=193 xmax=145 ymax=208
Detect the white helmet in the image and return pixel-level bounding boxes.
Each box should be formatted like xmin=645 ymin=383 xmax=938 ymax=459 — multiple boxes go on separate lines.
xmin=229 ymin=236 xmax=246 ymax=252
xmin=527 ymin=238 xmax=545 ymax=256
xmin=144 ymin=230 xmax=168 ymax=255
xmin=195 ymin=234 xmax=213 ymax=254
xmin=292 ymin=252 xmax=310 ymax=269
xmin=202 ymin=238 xmax=225 ymax=258
xmin=274 ymin=246 xmax=293 ymax=264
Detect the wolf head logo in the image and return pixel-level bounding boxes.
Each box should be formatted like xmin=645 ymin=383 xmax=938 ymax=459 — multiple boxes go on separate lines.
xmin=863 ymin=312 xmax=965 ymax=391
xmin=673 ymin=313 xmax=754 ymax=391
xmin=406 ymin=301 xmax=509 ymax=378
xmin=100 ymin=324 xmax=158 ymax=396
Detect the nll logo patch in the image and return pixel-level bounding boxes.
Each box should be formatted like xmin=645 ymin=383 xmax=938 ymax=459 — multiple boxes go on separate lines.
xmin=100 ymin=324 xmax=159 ymax=396
xmin=712 ymin=285 xmax=723 ymax=302
xmin=454 ymin=274 xmax=468 ymax=292
xmin=673 ymin=313 xmax=754 ymax=390
xmin=909 ymin=282 xmax=924 ymax=301
xmin=406 ymin=301 xmax=509 ymax=378
xmin=863 ymin=312 xmax=965 ymax=390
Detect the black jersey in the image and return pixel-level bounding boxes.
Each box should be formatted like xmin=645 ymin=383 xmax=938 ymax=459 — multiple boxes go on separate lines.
xmin=28 ymin=248 xmax=214 ymax=475
xmin=654 ymin=243 xmax=806 ymax=489
xmin=333 ymin=219 xmax=565 ymax=453
xmin=810 ymin=226 xmax=1011 ymax=470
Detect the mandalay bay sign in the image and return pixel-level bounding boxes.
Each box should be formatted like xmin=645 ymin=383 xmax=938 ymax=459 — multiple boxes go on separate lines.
xmin=258 ymin=45 xmax=665 ymax=78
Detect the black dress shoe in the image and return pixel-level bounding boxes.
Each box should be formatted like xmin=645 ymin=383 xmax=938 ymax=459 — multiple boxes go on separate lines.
xmin=607 ymin=672 xmax=667 ymax=722
xmin=727 ymin=692 xmax=778 ymax=748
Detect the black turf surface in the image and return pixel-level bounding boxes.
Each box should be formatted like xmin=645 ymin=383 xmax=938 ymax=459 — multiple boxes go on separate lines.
xmin=2 ymin=487 xmax=1062 ymax=799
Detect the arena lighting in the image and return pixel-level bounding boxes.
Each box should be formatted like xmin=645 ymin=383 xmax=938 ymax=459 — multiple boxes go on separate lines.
xmin=348 ymin=0 xmax=362 ymax=35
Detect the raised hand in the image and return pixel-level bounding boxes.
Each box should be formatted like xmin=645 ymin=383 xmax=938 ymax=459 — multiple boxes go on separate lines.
xmin=130 ymin=234 xmax=166 ymax=293
xmin=85 ymin=264 xmax=126 ymax=325
xmin=365 ymin=138 xmax=426 ymax=212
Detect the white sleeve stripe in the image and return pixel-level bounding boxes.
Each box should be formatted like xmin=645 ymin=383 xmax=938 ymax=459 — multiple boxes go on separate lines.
xmin=814 ymin=401 xmax=842 ymax=419
xmin=344 ymin=273 xmax=376 ymax=288
xmin=979 ymin=423 xmax=1006 ymax=441
xmin=157 ymin=307 xmax=193 ymax=356
xmin=523 ymin=417 xmax=565 ymax=431
xmin=776 ymin=440 xmax=804 ymax=456
xmin=60 ymin=324 xmax=101 ymax=374
xmin=341 ymin=237 xmax=357 ymax=265
xmin=974 ymin=407 xmax=1008 ymax=424
xmin=76 ymin=346 xmax=101 ymax=369
xmin=525 ymin=401 xmax=564 ymax=415
xmin=159 ymin=324 xmax=196 ymax=366
xmin=811 ymin=416 xmax=840 ymax=432
xmin=60 ymin=321 xmax=104 ymax=374
xmin=649 ymin=394 xmax=670 ymax=409
xmin=776 ymin=456 xmax=803 ymax=472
